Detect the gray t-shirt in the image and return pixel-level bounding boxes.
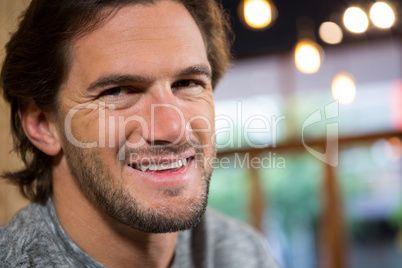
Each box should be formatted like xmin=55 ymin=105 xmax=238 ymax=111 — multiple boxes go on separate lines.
xmin=0 ymin=199 xmax=279 ymax=268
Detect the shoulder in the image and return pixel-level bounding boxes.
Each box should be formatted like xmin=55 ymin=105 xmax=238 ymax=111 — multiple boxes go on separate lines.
xmin=203 ymin=208 xmax=263 ymax=239
xmin=0 ymin=204 xmax=45 ymax=255
xmin=0 ymin=203 xmax=69 ymax=268
xmin=203 ymin=209 xmax=272 ymax=254
xmin=178 ymin=208 xmax=280 ymax=268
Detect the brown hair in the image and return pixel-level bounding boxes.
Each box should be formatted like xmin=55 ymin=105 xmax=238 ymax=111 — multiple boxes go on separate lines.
xmin=1 ymin=0 xmax=232 ymax=204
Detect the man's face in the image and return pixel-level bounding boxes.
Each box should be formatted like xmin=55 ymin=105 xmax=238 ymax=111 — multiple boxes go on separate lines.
xmin=57 ymin=1 xmax=215 ymax=233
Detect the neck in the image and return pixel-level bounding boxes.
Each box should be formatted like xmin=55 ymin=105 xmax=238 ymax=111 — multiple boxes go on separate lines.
xmin=52 ymin=161 xmax=178 ymax=268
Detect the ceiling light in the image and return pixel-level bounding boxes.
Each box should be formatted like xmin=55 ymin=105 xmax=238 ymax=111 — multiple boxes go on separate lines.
xmin=294 ymin=39 xmax=323 ymax=74
xmin=332 ymin=73 xmax=356 ymax=105
xmin=343 ymin=7 xmax=369 ymax=33
xmin=243 ymin=0 xmax=276 ymax=29
xmin=370 ymin=2 xmax=396 ymax=29
xmin=319 ymin=22 xmax=343 ymax=45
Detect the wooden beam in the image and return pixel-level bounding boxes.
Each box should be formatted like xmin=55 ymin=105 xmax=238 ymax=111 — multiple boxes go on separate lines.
xmin=318 ymin=140 xmax=348 ymax=268
xmin=218 ymin=131 xmax=402 ymax=158
xmin=248 ymin=152 xmax=265 ymax=233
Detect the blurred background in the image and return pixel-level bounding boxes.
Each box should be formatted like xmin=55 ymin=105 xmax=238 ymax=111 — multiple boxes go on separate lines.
xmin=1 ymin=0 xmax=402 ymax=268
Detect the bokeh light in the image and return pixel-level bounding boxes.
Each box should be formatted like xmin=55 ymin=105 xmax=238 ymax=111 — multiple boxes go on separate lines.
xmin=385 ymin=137 xmax=402 ymax=161
xmin=244 ymin=0 xmax=273 ymax=29
xmin=319 ymin=22 xmax=343 ymax=45
xmin=343 ymin=7 xmax=369 ymax=33
xmin=370 ymin=2 xmax=396 ymax=29
xmin=294 ymin=39 xmax=323 ymax=74
xmin=332 ymin=73 xmax=357 ymax=105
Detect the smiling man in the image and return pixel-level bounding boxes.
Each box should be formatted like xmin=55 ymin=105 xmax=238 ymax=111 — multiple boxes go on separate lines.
xmin=0 ymin=0 xmax=279 ymax=267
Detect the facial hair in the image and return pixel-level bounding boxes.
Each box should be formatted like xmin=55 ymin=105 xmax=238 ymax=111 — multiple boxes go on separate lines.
xmin=63 ymin=141 xmax=214 ymax=233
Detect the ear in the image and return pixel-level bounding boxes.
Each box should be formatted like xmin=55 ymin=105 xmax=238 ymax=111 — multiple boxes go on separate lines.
xmin=19 ymin=101 xmax=62 ymax=156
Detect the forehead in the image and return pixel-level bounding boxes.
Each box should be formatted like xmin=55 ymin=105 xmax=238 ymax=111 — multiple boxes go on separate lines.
xmin=66 ymin=1 xmax=208 ymax=88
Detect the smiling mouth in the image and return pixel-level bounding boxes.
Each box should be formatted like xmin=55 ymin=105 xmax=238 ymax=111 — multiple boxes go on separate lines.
xmin=128 ymin=157 xmax=193 ymax=173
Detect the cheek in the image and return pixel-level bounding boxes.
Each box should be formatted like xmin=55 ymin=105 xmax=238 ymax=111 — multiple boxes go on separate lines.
xmin=184 ymin=91 xmax=215 ymax=130
xmin=100 ymin=109 xmax=148 ymax=149
xmin=185 ymin=104 xmax=215 ymax=145
xmin=64 ymin=108 xmax=102 ymax=145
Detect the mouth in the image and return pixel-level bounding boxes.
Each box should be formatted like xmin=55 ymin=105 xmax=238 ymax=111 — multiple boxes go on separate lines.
xmin=128 ymin=157 xmax=193 ymax=173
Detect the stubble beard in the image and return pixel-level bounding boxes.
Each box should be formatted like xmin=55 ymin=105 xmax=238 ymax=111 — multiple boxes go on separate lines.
xmin=63 ymin=141 xmax=214 ymax=233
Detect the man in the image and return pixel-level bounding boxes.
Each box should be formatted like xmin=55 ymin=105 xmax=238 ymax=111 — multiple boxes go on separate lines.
xmin=0 ymin=0 xmax=279 ymax=267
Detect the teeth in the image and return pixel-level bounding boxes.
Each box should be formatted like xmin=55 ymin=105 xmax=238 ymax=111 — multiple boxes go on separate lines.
xmin=132 ymin=158 xmax=190 ymax=172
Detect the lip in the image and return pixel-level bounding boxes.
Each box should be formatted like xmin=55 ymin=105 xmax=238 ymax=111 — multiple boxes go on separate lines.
xmin=125 ymin=157 xmax=195 ymax=188
xmin=126 ymin=149 xmax=195 ymax=166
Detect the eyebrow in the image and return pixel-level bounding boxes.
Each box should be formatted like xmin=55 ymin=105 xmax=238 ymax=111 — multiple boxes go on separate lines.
xmin=86 ymin=64 xmax=212 ymax=92
xmin=177 ymin=65 xmax=211 ymax=78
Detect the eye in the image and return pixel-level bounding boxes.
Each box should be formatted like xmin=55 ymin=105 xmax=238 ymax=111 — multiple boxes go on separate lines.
xmin=172 ymin=79 xmax=200 ymax=89
xmin=100 ymin=86 xmax=129 ymax=98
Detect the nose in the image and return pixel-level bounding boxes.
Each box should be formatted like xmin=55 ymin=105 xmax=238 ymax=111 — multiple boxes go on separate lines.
xmin=143 ymin=87 xmax=188 ymax=146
